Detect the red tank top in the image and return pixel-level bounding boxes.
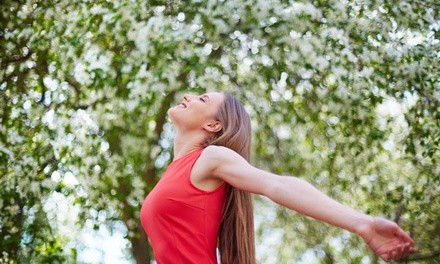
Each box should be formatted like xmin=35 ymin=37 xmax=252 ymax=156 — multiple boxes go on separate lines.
xmin=140 ymin=148 xmax=227 ymax=264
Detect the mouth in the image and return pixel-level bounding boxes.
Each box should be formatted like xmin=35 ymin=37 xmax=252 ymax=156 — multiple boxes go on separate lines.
xmin=178 ymin=102 xmax=187 ymax=108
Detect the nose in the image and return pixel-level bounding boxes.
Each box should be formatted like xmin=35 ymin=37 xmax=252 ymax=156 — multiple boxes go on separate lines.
xmin=183 ymin=94 xmax=193 ymax=102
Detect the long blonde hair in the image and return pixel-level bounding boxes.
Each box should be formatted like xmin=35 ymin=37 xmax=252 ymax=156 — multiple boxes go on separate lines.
xmin=206 ymin=92 xmax=256 ymax=264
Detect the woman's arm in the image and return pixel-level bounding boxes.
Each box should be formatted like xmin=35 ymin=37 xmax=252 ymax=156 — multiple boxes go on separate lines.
xmin=202 ymin=145 xmax=416 ymax=261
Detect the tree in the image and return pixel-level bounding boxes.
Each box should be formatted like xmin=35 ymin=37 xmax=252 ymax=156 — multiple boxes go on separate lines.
xmin=1 ymin=0 xmax=438 ymax=263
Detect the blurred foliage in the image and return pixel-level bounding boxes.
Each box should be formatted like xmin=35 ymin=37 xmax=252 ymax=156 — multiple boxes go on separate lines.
xmin=0 ymin=0 xmax=439 ymax=263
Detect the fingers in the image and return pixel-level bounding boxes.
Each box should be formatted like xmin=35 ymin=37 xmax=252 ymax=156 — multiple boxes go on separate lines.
xmin=381 ymin=252 xmax=391 ymax=262
xmin=400 ymin=242 xmax=418 ymax=259
xmin=393 ymin=227 xmax=416 ymax=259
xmin=403 ymin=242 xmax=418 ymax=257
xmin=410 ymin=245 xmax=418 ymax=253
xmin=388 ymin=244 xmax=403 ymax=261
xmin=394 ymin=226 xmax=414 ymax=243
xmin=382 ymin=242 xmax=417 ymax=262
xmin=370 ymin=217 xmax=416 ymax=261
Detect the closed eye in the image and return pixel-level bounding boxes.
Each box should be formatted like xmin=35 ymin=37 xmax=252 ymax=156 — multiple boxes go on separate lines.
xmin=199 ymin=97 xmax=206 ymax=102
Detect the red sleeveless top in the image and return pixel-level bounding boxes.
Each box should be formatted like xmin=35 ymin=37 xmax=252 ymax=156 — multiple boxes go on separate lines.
xmin=140 ymin=149 xmax=227 ymax=264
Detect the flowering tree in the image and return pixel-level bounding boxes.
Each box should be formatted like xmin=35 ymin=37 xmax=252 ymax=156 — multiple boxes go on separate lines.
xmin=1 ymin=0 xmax=438 ymax=263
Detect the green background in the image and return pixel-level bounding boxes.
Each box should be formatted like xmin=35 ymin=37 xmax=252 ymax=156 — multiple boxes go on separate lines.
xmin=1 ymin=0 xmax=438 ymax=263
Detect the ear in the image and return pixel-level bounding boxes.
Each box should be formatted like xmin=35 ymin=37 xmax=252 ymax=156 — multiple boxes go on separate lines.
xmin=203 ymin=120 xmax=223 ymax=133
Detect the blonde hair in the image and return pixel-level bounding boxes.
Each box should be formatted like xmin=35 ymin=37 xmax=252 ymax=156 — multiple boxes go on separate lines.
xmin=207 ymin=92 xmax=256 ymax=264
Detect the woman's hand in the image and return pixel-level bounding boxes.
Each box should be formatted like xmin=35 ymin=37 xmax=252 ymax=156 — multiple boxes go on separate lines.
xmin=356 ymin=217 xmax=417 ymax=261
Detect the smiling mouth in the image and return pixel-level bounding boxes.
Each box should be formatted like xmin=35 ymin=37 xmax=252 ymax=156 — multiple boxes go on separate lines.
xmin=179 ymin=102 xmax=187 ymax=108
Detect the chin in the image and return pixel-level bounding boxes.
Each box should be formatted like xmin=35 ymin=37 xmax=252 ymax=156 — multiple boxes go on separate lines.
xmin=167 ymin=107 xmax=179 ymax=123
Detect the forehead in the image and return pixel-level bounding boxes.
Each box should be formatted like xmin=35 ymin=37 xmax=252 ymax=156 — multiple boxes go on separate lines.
xmin=205 ymin=92 xmax=224 ymax=104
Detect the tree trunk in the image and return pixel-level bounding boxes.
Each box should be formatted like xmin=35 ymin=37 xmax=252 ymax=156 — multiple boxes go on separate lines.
xmin=324 ymin=247 xmax=334 ymax=264
xmin=129 ymin=90 xmax=178 ymax=263
xmin=131 ymin=225 xmax=152 ymax=264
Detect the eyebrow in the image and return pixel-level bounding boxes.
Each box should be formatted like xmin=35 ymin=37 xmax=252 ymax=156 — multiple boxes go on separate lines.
xmin=202 ymin=94 xmax=210 ymax=101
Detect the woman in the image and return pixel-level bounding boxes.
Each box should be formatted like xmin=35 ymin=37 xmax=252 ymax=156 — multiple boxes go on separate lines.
xmin=140 ymin=91 xmax=416 ymax=264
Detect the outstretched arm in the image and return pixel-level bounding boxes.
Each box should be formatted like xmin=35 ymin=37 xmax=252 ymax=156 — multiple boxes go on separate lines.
xmin=202 ymin=146 xmax=416 ymax=261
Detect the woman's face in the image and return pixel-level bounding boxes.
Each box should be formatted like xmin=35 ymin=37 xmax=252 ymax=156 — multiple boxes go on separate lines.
xmin=168 ymin=92 xmax=225 ymax=132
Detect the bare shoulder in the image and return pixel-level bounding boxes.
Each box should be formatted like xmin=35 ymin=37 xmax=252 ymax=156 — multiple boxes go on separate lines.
xmin=190 ymin=146 xmax=230 ymax=190
xmin=199 ymin=145 xmax=250 ymax=177
xmin=192 ymin=145 xmax=234 ymax=173
xmin=202 ymin=145 xmax=233 ymax=156
xmin=201 ymin=145 xmax=273 ymax=194
xmin=201 ymin=145 xmax=244 ymax=164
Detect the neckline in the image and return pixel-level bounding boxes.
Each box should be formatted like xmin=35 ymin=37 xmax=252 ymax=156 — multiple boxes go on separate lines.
xmin=172 ymin=148 xmax=204 ymax=163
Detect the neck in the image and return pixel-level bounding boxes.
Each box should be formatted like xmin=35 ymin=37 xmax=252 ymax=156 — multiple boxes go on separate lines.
xmin=173 ymin=130 xmax=207 ymax=160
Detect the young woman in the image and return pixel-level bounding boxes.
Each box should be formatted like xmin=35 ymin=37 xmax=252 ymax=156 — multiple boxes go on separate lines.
xmin=140 ymin=91 xmax=416 ymax=264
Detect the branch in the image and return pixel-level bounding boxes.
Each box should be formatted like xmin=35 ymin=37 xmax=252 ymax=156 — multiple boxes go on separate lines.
xmin=64 ymin=75 xmax=111 ymax=110
xmin=394 ymin=203 xmax=404 ymax=224
xmin=1 ymin=49 xmax=33 ymax=67
xmin=65 ymin=75 xmax=82 ymax=102
xmin=37 ymin=155 xmax=56 ymax=175
xmin=34 ymin=50 xmax=49 ymax=104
